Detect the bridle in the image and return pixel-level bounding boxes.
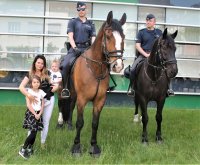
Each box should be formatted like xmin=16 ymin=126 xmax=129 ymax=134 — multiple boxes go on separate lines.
xmin=146 ymin=38 xmax=177 ymax=82
xmin=80 ymin=27 xmax=124 ymax=86
xmin=102 ymin=27 xmax=124 ymax=65
xmin=147 ymin=38 xmax=177 ymax=70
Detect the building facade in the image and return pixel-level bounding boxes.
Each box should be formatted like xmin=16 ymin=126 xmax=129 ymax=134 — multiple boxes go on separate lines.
xmin=0 ymin=0 xmax=200 ymax=107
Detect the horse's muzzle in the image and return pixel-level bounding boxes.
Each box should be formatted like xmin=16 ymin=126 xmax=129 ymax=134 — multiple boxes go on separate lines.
xmin=111 ymin=59 xmax=124 ymax=73
xmin=167 ymin=64 xmax=178 ymax=78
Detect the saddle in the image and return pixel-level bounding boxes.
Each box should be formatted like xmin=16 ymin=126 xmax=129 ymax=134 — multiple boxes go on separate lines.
xmin=124 ymin=59 xmax=145 ymax=80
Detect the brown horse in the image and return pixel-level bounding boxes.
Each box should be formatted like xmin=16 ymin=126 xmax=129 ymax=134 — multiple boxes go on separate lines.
xmin=65 ymin=11 xmax=126 ymax=156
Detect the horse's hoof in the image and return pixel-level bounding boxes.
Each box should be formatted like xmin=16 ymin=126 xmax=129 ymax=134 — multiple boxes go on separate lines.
xmin=71 ymin=144 xmax=82 ymax=156
xmin=156 ymin=136 xmax=163 ymax=144
xmin=67 ymin=123 xmax=73 ymax=131
xmin=56 ymin=123 xmax=64 ymax=129
xmin=142 ymin=141 xmax=148 ymax=146
xmin=133 ymin=114 xmax=140 ymax=123
xmin=142 ymin=138 xmax=148 ymax=146
xmin=89 ymin=144 xmax=101 ymax=157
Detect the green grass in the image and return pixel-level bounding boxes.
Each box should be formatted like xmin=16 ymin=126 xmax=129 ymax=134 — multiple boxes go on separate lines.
xmin=0 ymin=105 xmax=200 ymax=164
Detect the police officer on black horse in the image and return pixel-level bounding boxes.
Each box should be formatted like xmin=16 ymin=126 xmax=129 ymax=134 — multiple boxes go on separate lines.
xmin=125 ymin=13 xmax=175 ymax=97
xmin=60 ymin=1 xmax=96 ymax=98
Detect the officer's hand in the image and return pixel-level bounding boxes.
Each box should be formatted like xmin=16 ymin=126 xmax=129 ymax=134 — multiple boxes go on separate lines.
xmin=73 ymin=47 xmax=82 ymax=56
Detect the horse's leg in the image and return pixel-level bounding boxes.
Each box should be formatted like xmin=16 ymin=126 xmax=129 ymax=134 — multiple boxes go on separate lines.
xmin=155 ymin=99 xmax=165 ymax=143
xmin=71 ymin=99 xmax=86 ymax=156
xmin=140 ymin=99 xmax=148 ymax=144
xmin=66 ymin=96 xmax=76 ymax=130
xmin=56 ymin=84 xmax=65 ymax=128
xmin=133 ymin=96 xmax=140 ymax=122
xmin=89 ymin=106 xmax=102 ymax=157
xmin=56 ymin=98 xmax=64 ymax=128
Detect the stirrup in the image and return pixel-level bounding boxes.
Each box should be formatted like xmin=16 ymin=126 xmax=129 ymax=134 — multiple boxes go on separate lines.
xmin=61 ymin=89 xmax=70 ymax=98
xmin=127 ymin=89 xmax=135 ymax=97
xmin=167 ymin=89 xmax=175 ymax=97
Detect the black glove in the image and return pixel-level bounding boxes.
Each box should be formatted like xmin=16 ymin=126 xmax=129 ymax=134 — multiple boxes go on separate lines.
xmin=73 ymin=47 xmax=82 ymax=56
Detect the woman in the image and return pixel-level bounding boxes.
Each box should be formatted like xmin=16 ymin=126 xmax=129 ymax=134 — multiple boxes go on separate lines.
xmin=19 ymin=55 xmax=58 ymax=148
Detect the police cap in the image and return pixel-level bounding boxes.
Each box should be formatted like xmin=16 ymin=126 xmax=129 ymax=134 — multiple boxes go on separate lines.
xmin=77 ymin=1 xmax=86 ymax=8
xmin=146 ymin=14 xmax=155 ymax=20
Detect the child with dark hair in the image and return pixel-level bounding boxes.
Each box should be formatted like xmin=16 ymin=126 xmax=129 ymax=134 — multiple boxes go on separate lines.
xmin=19 ymin=75 xmax=46 ymax=159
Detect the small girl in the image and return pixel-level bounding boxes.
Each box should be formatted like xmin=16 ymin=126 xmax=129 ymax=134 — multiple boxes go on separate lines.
xmin=19 ymin=75 xmax=46 ymax=159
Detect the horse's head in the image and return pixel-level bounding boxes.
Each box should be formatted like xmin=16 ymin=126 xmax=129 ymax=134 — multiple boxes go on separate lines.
xmin=157 ymin=28 xmax=178 ymax=78
xmin=102 ymin=11 xmax=126 ymax=73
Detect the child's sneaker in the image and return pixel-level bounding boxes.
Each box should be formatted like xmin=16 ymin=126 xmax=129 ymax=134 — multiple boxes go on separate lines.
xmin=27 ymin=145 xmax=34 ymax=156
xmin=19 ymin=147 xmax=29 ymax=159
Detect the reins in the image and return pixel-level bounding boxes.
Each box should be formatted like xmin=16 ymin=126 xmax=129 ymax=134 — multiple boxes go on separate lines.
xmin=81 ymin=53 xmax=109 ymax=80
xmin=145 ymin=38 xmax=177 ymax=84
xmin=144 ymin=61 xmax=165 ymax=85
xmin=79 ymin=25 xmax=124 ymax=100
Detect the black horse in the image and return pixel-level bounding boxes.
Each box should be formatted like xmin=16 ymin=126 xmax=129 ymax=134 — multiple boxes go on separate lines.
xmin=133 ymin=28 xmax=178 ymax=144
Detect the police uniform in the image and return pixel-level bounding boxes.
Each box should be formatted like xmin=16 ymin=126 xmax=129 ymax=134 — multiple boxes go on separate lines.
xmin=60 ymin=14 xmax=96 ymax=96
xmin=130 ymin=28 xmax=162 ymax=79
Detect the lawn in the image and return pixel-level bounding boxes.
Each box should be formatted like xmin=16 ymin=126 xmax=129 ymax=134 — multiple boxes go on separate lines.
xmin=0 ymin=105 xmax=200 ymax=164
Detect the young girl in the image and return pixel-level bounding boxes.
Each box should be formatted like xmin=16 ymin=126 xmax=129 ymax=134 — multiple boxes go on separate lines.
xmin=19 ymin=75 xmax=46 ymax=159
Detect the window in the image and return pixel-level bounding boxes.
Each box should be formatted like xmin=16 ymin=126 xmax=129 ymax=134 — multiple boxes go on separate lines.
xmin=93 ymin=3 xmax=137 ymax=22
xmin=46 ymin=1 xmax=92 ymax=18
xmin=45 ymin=19 xmax=68 ymax=35
xmin=138 ymin=7 xmax=165 ymax=23
xmin=8 ymin=22 xmax=20 ymax=33
xmin=0 ymin=0 xmax=44 ymax=15
xmin=166 ymin=8 xmax=200 ymax=26
xmin=167 ymin=26 xmax=200 ymax=42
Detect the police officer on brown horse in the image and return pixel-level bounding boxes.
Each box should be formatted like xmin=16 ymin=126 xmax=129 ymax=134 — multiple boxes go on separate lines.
xmin=60 ymin=1 xmax=96 ymax=98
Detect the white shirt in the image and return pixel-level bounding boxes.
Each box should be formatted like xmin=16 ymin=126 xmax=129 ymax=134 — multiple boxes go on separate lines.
xmin=49 ymin=69 xmax=62 ymax=84
xmin=27 ymin=88 xmax=46 ymax=111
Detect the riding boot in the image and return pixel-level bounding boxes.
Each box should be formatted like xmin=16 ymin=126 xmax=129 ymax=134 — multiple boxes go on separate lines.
xmin=61 ymin=63 xmax=71 ymax=98
xmin=167 ymin=89 xmax=175 ymax=97
xmin=128 ymin=67 xmax=135 ymax=97
xmin=166 ymin=82 xmax=175 ymax=97
xmin=61 ymin=75 xmax=70 ymax=98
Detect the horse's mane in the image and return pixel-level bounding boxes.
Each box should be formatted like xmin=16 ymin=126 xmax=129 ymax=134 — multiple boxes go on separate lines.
xmin=150 ymin=33 xmax=177 ymax=65
xmin=151 ymin=37 xmax=159 ymax=53
xmin=98 ymin=19 xmax=124 ymax=37
xmin=151 ymin=33 xmax=176 ymax=54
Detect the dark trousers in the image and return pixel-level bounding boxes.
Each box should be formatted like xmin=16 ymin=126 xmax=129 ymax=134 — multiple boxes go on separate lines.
xmin=60 ymin=47 xmax=86 ymax=89
xmin=23 ymin=131 xmax=37 ymax=149
xmin=130 ymin=55 xmax=145 ymax=81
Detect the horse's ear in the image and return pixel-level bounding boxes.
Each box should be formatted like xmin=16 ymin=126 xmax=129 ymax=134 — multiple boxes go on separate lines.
xmin=120 ymin=13 xmax=127 ymax=26
xmin=106 ymin=11 xmax=113 ymax=26
xmin=163 ymin=28 xmax=168 ymax=39
xmin=171 ymin=30 xmax=178 ymax=39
